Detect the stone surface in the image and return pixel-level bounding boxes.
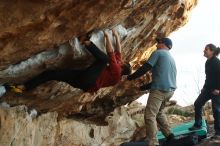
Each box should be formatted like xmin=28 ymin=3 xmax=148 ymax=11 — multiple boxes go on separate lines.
xmin=0 ymin=0 xmax=196 ymax=70
xmin=0 ymin=103 xmax=139 ymax=146
xmin=0 ymin=0 xmax=198 ymax=118
xmin=2 ymin=100 xmax=216 ymax=146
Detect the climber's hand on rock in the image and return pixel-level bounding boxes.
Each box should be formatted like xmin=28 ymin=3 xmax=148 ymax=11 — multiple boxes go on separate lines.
xmin=121 ymin=75 xmax=127 ymax=81
xmin=79 ymin=35 xmax=90 ymax=44
xmin=127 ymin=75 xmax=133 ymax=81
xmin=83 ymin=40 xmax=91 ymax=46
xmin=212 ymin=89 xmax=220 ymax=95
xmin=103 ymin=30 xmax=110 ymax=38
xmin=112 ymin=28 xmax=119 ymax=37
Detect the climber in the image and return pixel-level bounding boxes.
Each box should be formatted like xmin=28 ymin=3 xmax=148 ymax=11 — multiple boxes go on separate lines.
xmin=127 ymin=37 xmax=177 ymax=146
xmin=5 ymin=29 xmax=131 ymax=93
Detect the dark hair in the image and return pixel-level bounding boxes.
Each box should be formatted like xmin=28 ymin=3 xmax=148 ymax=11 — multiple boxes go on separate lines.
xmin=121 ymin=62 xmax=131 ymax=75
xmin=206 ymin=44 xmax=220 ymax=56
xmin=217 ymin=47 xmax=220 ymax=56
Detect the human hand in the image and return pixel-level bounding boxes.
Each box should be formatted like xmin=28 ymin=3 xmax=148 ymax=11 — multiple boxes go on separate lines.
xmin=79 ymin=35 xmax=90 ymax=44
xmin=212 ymin=89 xmax=220 ymax=95
xmin=112 ymin=28 xmax=119 ymax=37
xmin=127 ymin=75 xmax=132 ymax=81
xmin=121 ymin=75 xmax=127 ymax=81
xmin=103 ymin=30 xmax=110 ymax=38
xmin=83 ymin=40 xmax=91 ymax=46
xmin=139 ymin=89 xmax=149 ymax=94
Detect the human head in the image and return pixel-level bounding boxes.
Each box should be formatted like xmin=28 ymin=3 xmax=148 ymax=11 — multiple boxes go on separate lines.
xmin=121 ymin=62 xmax=131 ymax=75
xmin=156 ymin=37 xmax=173 ymax=50
xmin=204 ymin=44 xmax=220 ymax=58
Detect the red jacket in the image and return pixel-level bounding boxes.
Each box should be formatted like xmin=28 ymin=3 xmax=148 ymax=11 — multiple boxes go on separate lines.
xmin=88 ymin=51 xmax=122 ymax=92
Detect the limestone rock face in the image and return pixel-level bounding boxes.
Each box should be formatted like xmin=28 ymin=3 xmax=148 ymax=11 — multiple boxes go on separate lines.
xmin=0 ymin=0 xmax=198 ymax=146
xmin=0 ymin=0 xmax=197 ymax=117
xmin=0 ymin=0 xmax=196 ymax=69
xmin=0 ymin=103 xmax=142 ymax=146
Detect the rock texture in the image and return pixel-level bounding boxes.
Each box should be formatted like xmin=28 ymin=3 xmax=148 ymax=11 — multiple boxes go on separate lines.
xmin=0 ymin=0 xmax=199 ymax=146
xmin=0 ymin=102 xmax=142 ymax=146
xmin=0 ymin=0 xmax=197 ymax=118
xmin=0 ymin=0 xmax=196 ymax=69
xmin=0 ymin=101 xmax=199 ymax=146
xmin=1 ymin=80 xmax=142 ymax=119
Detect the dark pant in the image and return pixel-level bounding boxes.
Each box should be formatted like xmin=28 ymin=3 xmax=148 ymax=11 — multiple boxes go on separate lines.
xmin=24 ymin=43 xmax=108 ymax=91
xmin=194 ymin=89 xmax=220 ymax=135
xmin=119 ymin=141 xmax=147 ymax=146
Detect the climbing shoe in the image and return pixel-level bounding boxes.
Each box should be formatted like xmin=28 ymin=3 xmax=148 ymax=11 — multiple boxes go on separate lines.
xmin=5 ymin=84 xmax=25 ymax=94
xmin=166 ymin=133 xmax=175 ymax=142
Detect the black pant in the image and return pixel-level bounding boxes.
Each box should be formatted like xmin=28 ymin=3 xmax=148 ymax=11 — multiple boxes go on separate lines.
xmin=24 ymin=43 xmax=108 ymax=91
xmin=194 ymin=89 xmax=220 ymax=135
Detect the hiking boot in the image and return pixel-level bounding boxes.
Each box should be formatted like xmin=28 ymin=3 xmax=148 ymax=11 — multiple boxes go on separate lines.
xmin=188 ymin=125 xmax=202 ymax=131
xmin=211 ymin=134 xmax=220 ymax=139
xmin=166 ymin=133 xmax=175 ymax=142
xmin=210 ymin=135 xmax=220 ymax=143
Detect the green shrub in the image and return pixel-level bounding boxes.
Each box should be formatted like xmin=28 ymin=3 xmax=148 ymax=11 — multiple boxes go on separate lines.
xmin=167 ymin=107 xmax=193 ymax=117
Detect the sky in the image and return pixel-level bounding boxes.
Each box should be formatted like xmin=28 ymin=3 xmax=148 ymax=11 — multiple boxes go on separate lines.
xmin=137 ymin=0 xmax=220 ymax=106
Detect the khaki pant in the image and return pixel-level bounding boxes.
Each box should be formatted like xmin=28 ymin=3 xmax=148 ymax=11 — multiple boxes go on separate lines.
xmin=144 ymin=89 xmax=174 ymax=146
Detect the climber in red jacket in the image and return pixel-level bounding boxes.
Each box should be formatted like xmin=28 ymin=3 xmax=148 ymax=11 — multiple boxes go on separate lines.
xmin=5 ymin=29 xmax=131 ymax=93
